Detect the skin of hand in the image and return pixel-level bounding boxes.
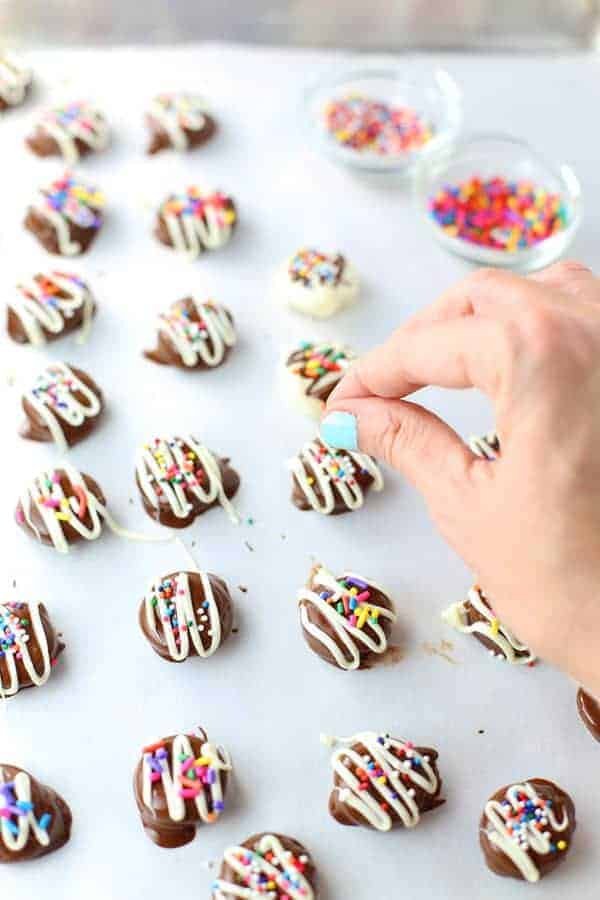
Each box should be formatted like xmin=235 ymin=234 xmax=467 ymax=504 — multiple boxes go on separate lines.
xmin=322 ymin=261 xmax=600 ymax=698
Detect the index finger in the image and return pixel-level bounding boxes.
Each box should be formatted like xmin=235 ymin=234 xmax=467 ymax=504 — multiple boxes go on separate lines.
xmin=328 ymin=315 xmax=507 ymax=406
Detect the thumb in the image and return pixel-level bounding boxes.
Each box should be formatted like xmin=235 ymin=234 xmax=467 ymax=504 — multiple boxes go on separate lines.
xmin=320 ymin=397 xmax=476 ymax=499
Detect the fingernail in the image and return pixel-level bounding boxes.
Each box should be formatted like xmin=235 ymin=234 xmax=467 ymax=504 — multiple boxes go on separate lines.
xmin=320 ymin=411 xmax=358 ymax=451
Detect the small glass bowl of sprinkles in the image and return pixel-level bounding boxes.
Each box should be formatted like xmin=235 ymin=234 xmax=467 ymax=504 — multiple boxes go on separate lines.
xmin=305 ymin=64 xmax=462 ymax=177
xmin=415 ymin=133 xmax=582 ymax=272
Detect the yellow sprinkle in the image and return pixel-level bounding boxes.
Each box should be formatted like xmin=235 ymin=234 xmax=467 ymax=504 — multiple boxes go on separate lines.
xmin=557 ymin=841 xmax=567 ymax=851
xmin=306 ymin=476 xmax=314 ymax=485
xmin=356 ymin=608 xmax=369 ymax=630
xmin=55 ymin=512 xmax=70 ymax=522
xmin=378 ymin=776 xmax=387 ymax=784
xmin=490 ymin=618 xmax=500 ymax=636
xmin=195 ymin=756 xmax=210 ymax=766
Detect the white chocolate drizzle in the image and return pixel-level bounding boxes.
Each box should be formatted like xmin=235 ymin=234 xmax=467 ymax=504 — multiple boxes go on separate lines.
xmin=159 ymin=189 xmax=236 ymax=261
xmin=136 ymin=435 xmax=240 ymax=524
xmin=144 ymin=571 xmax=222 ymax=661
xmin=322 ymin=731 xmax=439 ymax=832
xmin=142 ymin=732 xmax=231 ymax=824
xmin=468 ymin=431 xmax=500 ymax=460
xmin=298 ymin=567 xmax=396 ymax=670
xmin=213 ymin=833 xmax=314 ymax=900
xmin=156 ymin=298 xmax=236 ymax=368
xmin=10 ymin=272 xmax=94 ymax=347
xmin=17 ymin=464 xmax=171 ymax=554
xmin=0 ymin=769 xmax=51 ymax=851
xmin=442 ymin=586 xmax=536 ymax=665
xmin=24 ymin=362 xmax=102 ymax=453
xmin=483 ymin=782 xmax=570 ymax=883
xmin=0 ymin=54 xmax=31 ymax=106
xmin=148 ymin=93 xmax=208 ymax=151
xmin=35 ymin=101 xmax=109 ymax=165
xmin=0 ymin=601 xmax=52 ymax=696
xmin=288 ymin=438 xmax=383 ymax=514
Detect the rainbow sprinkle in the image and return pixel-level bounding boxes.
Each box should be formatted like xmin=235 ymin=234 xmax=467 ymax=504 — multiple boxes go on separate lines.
xmin=34 ymin=471 xmax=86 ymax=524
xmin=0 ymin=780 xmax=51 ymax=837
xmin=154 ymin=94 xmax=205 ymax=128
xmin=161 ymin=187 xmax=236 ymax=226
xmin=0 ymin=603 xmax=30 ymax=663
xmin=43 ymin=101 xmax=98 ymax=132
xmin=214 ymin=843 xmax=309 ymax=897
xmin=19 ymin=272 xmax=85 ymax=311
xmin=320 ymin=576 xmax=380 ymax=630
xmin=429 ymin=176 xmax=568 ymax=251
xmin=289 ymin=249 xmax=342 ymax=288
xmin=345 ymin=734 xmax=427 ymax=812
xmin=161 ymin=299 xmax=213 ymax=348
xmin=310 ymin=441 xmax=371 ymax=490
xmin=30 ymin=366 xmax=75 ymax=412
xmin=41 ymin=173 xmax=104 ymax=229
xmin=143 ymin=739 xmax=223 ymax=819
xmin=144 ymin=438 xmax=206 ymax=500
xmin=499 ymin=790 xmax=566 ymax=853
xmin=324 ymin=95 xmax=432 ymax=156
xmin=289 ymin=342 xmax=347 ymax=380
xmin=149 ymin=577 xmax=210 ymax=649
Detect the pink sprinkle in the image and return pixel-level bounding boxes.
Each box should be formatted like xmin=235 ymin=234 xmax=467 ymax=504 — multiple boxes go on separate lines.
xmin=179 ymin=788 xmax=199 ymax=799
xmin=356 ymin=590 xmax=370 ymax=603
xmin=150 ymin=772 xmax=161 ymax=783
xmin=15 ymin=508 xmax=25 ymax=524
xmin=349 ymin=614 xmax=357 ymax=627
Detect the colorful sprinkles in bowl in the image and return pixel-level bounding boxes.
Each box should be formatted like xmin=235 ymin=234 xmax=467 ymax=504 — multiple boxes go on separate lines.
xmin=323 ymin=95 xmax=433 ymax=156
xmin=429 ymin=176 xmax=568 ymax=252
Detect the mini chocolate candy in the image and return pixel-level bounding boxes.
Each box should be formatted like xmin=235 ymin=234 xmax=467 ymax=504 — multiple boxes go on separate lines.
xmin=480 ymin=778 xmax=575 ymax=882
xmin=0 ymin=766 xmax=71 ymax=862
xmin=323 ymin=731 xmax=443 ymax=832
xmin=133 ymin=728 xmax=231 ymax=848
xmin=24 ymin=173 xmax=105 ymax=256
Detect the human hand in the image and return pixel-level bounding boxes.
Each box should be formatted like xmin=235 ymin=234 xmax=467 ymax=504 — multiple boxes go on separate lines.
xmin=321 ymin=261 xmax=600 ymax=696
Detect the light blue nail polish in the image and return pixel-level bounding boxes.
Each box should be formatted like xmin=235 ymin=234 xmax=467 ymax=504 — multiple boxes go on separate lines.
xmin=320 ymin=411 xmax=358 ymax=451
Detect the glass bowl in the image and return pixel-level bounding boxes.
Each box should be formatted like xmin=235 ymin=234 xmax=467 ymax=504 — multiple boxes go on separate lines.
xmin=304 ymin=63 xmax=462 ymax=179
xmin=414 ymin=133 xmax=582 ymax=272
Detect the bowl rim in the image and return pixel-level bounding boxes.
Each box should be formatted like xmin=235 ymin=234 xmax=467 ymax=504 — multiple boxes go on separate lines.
xmin=302 ymin=63 xmax=463 ymax=175
xmin=414 ymin=130 xmax=583 ymax=267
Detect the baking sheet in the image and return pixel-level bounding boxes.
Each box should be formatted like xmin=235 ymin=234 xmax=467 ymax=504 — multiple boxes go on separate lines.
xmin=0 ymin=44 xmax=599 ymax=900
